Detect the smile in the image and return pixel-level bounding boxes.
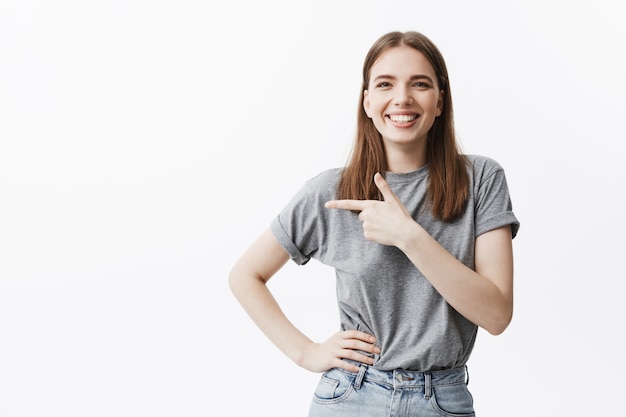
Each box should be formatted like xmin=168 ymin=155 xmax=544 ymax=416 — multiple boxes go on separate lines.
xmin=387 ymin=114 xmax=418 ymax=124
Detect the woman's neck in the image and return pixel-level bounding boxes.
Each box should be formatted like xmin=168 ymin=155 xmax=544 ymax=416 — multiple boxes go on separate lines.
xmin=384 ymin=141 xmax=427 ymax=173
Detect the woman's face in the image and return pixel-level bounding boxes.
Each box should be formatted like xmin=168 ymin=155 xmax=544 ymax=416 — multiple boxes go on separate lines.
xmin=363 ymin=45 xmax=443 ymax=150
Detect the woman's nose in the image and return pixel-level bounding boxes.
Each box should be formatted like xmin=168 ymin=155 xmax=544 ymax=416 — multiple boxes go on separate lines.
xmin=394 ymin=87 xmax=413 ymax=105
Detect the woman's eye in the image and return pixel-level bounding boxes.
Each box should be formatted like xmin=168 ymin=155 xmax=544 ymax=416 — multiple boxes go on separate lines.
xmin=413 ymin=82 xmax=429 ymax=88
xmin=376 ymin=82 xmax=391 ymax=88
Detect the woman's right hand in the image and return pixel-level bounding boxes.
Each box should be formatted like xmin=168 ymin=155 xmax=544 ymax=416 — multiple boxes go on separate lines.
xmin=299 ymin=330 xmax=381 ymax=373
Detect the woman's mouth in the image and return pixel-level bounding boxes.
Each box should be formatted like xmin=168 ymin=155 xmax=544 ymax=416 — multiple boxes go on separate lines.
xmin=387 ymin=114 xmax=418 ymax=125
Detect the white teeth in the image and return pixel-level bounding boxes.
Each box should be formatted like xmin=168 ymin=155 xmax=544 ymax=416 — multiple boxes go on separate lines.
xmin=389 ymin=114 xmax=417 ymax=123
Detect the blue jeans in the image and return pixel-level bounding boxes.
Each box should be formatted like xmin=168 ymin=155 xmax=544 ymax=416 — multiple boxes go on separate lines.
xmin=308 ymin=364 xmax=474 ymax=417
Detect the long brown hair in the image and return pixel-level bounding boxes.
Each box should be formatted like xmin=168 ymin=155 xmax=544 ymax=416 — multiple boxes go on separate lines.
xmin=337 ymin=31 xmax=469 ymax=222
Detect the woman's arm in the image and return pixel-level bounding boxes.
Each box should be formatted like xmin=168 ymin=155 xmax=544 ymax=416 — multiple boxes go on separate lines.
xmin=325 ymin=173 xmax=515 ymax=335
xmin=229 ymin=229 xmax=380 ymax=372
xmin=400 ymin=224 xmax=514 ymax=335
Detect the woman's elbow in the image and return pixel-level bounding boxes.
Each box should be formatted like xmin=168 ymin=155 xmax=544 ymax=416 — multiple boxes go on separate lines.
xmin=228 ymin=265 xmax=250 ymax=298
xmin=228 ymin=269 xmax=240 ymax=295
xmin=484 ymin=308 xmax=513 ymax=335
xmin=228 ymin=264 xmax=267 ymax=300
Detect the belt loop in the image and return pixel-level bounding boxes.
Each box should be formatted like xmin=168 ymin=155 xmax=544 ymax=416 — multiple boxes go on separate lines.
xmin=465 ymin=365 xmax=470 ymax=385
xmin=424 ymin=372 xmax=432 ymax=399
xmin=354 ymin=364 xmax=367 ymax=390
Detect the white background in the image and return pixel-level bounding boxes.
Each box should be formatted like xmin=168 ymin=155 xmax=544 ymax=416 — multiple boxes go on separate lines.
xmin=1 ymin=0 xmax=625 ymax=416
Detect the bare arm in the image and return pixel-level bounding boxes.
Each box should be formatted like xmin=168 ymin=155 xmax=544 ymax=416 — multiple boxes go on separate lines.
xmin=325 ymin=173 xmax=515 ymax=335
xmin=399 ymin=223 xmax=513 ymax=335
xmin=228 ymin=229 xmax=380 ymax=372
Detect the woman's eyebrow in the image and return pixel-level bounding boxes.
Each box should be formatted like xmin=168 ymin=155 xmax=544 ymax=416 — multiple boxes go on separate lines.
xmin=372 ymin=74 xmax=395 ymax=81
xmin=372 ymin=74 xmax=435 ymax=83
xmin=410 ymin=74 xmax=435 ymax=83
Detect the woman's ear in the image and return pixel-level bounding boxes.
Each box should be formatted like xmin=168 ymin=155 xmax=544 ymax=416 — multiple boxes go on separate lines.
xmin=436 ymin=90 xmax=444 ymax=117
xmin=363 ymin=90 xmax=371 ymax=118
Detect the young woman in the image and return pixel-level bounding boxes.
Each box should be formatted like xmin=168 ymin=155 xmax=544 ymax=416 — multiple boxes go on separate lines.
xmin=229 ymin=30 xmax=520 ymax=416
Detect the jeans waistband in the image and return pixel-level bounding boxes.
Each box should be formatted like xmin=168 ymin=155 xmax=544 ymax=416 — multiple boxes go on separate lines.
xmin=366 ymin=366 xmax=467 ymax=388
xmin=342 ymin=359 xmax=468 ymax=389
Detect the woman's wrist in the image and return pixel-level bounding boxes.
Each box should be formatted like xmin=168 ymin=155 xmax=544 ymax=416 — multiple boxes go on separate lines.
xmin=397 ymin=220 xmax=426 ymax=254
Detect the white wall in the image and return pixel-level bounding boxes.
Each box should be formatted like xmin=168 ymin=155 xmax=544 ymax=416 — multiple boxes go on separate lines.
xmin=1 ymin=1 xmax=624 ymax=416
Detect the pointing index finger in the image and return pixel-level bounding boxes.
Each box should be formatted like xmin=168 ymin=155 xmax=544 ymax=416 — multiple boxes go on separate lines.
xmin=325 ymin=199 xmax=369 ymax=211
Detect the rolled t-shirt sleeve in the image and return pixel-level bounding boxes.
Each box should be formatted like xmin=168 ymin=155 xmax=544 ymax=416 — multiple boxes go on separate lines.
xmin=473 ymin=159 xmax=520 ymax=239
xmin=271 ymin=215 xmax=311 ymax=265
xmin=269 ymin=169 xmax=340 ymax=266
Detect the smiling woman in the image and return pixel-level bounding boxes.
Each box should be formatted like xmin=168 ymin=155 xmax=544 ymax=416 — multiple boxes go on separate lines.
xmin=363 ymin=46 xmax=443 ymax=160
xmin=229 ymin=30 xmax=519 ymax=417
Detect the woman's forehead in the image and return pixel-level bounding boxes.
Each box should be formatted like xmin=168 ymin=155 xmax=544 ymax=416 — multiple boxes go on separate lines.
xmin=369 ymin=46 xmax=436 ymax=79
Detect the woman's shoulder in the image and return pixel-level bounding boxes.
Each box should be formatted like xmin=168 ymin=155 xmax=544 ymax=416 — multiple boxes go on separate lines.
xmin=289 ymin=167 xmax=343 ymax=201
xmin=464 ymin=154 xmax=506 ymax=177
xmin=303 ymin=167 xmax=343 ymax=188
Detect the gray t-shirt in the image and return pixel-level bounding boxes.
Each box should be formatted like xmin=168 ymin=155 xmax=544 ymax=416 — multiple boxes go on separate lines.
xmin=271 ymin=155 xmax=520 ymax=372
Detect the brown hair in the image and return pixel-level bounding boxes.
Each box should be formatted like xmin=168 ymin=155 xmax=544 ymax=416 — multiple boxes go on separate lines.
xmin=337 ymin=31 xmax=469 ymax=222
